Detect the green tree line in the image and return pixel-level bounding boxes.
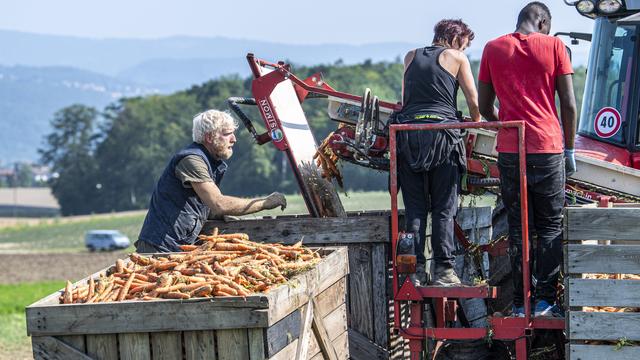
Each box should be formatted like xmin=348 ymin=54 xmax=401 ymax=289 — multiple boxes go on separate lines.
xmin=40 ymin=60 xmax=586 ymax=215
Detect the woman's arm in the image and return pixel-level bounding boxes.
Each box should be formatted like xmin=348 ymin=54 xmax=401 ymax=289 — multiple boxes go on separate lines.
xmin=456 ymin=53 xmax=481 ymax=122
xmin=401 ymin=50 xmax=416 ymax=103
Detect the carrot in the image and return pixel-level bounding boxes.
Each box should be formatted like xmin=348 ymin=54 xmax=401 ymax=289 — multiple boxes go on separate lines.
xmin=63 ymin=281 xmax=73 ymax=304
xmin=212 ymin=262 xmax=229 ymax=276
xmin=200 ymin=263 xmax=215 ymax=275
xmin=242 ymin=266 xmax=266 ymax=280
xmin=190 ymin=285 xmax=213 ymax=297
xmin=130 ymin=253 xmax=152 ymax=266
xmin=217 ymin=233 xmax=249 ymax=240
xmin=164 ymin=292 xmax=190 ymax=299
xmin=87 ymin=278 xmax=95 ymax=300
xmin=117 ymin=272 xmax=136 ymax=301
xmin=115 ymin=259 xmax=126 ymax=273
xmin=179 ymin=269 xmax=198 ymax=276
xmin=95 ymin=282 xmax=115 ymax=302
xmin=214 ymin=284 xmax=238 ymax=296
xmin=253 ymin=283 xmax=271 ymax=293
xmin=114 ymin=273 xmax=149 ymax=282
xmin=214 ymin=243 xmax=255 ymax=251
xmin=155 ymin=283 xmax=187 ymax=294
xmin=154 ymin=261 xmax=179 ymax=271
xmin=179 ymin=244 xmax=199 ymax=251
xmin=130 ymin=283 xmax=158 ymax=295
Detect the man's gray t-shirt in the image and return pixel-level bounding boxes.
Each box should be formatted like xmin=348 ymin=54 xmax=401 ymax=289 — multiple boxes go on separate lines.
xmin=175 ymin=155 xmax=213 ymax=187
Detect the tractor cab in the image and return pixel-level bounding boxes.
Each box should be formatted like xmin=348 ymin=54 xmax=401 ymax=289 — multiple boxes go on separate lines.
xmin=568 ymin=0 xmax=640 ymax=168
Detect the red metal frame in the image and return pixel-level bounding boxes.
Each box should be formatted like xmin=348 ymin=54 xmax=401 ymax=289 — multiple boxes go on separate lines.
xmin=389 ymin=121 xmax=563 ymax=360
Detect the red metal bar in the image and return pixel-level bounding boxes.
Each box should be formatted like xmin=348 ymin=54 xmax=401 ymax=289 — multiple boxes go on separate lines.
xmin=518 ymin=124 xmax=531 ymax=322
xmin=389 ymin=118 xmax=400 ymax=329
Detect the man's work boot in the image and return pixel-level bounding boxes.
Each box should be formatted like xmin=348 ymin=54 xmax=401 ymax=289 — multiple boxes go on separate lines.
xmin=431 ymin=264 xmax=461 ymax=286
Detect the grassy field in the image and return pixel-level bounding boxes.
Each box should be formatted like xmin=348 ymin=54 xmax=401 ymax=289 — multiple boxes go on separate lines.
xmin=0 ymin=191 xmax=497 ymax=253
xmin=0 ymin=282 xmax=65 ymax=360
xmin=0 ymin=191 xmax=403 ymax=252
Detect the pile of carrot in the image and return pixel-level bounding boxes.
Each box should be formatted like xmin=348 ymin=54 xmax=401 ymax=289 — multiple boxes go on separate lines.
xmin=59 ymin=229 xmax=321 ymax=304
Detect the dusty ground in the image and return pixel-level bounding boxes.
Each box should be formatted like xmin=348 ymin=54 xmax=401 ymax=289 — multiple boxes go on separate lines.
xmin=0 ymin=251 xmax=128 ymax=284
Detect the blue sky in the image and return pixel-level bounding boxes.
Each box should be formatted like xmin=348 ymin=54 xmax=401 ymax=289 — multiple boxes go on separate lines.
xmin=1 ymin=0 xmax=595 ymax=64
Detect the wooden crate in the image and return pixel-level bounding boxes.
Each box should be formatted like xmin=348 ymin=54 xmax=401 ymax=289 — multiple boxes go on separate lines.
xmin=203 ymin=208 xmax=492 ymax=359
xmin=564 ymin=207 xmax=640 ymax=360
xmin=26 ymin=247 xmax=349 ymax=360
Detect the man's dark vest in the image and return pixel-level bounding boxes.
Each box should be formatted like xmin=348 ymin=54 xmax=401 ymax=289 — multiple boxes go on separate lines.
xmin=138 ymin=142 xmax=227 ymax=252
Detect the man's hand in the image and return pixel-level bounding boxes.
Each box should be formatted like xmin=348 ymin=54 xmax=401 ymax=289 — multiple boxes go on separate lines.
xmin=565 ymin=149 xmax=577 ymax=177
xmin=264 ymin=192 xmax=287 ymax=211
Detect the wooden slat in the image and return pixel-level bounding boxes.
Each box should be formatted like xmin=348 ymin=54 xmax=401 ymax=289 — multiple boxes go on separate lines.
xmin=295 ymin=300 xmax=314 ymax=360
xmin=347 ymin=328 xmax=387 ymax=360
xmin=184 ymin=330 xmax=216 ymax=360
xmin=311 ymin=298 xmax=339 ymax=360
xmin=32 ymin=336 xmax=92 ymax=360
xmin=118 ymin=333 xmax=150 ymax=360
xmin=568 ymin=344 xmax=640 ymax=360
xmin=248 ymin=328 xmax=265 ymax=360
xmin=565 ymin=208 xmax=640 ymax=241
xmin=203 ymin=216 xmax=389 ymax=244
xmin=569 ymin=312 xmax=640 ymax=341
xmin=150 ymin=332 xmax=182 ymax=360
xmin=348 ymin=244 xmax=374 ymax=340
xmin=309 ymin=331 xmax=349 ymax=360
xmin=370 ymin=244 xmax=388 ymax=348
xmin=568 ymin=279 xmax=640 ymax=307
xmin=306 ymin=304 xmax=348 ymax=359
xmin=85 ymin=334 xmax=118 ymax=360
xmin=270 ymin=338 xmax=298 ymax=360
xmin=265 ymin=309 xmax=301 ymax=357
xmin=26 ymin=300 xmax=269 ymax=336
xmin=217 ymin=329 xmax=249 ymax=360
xmin=266 ymin=247 xmax=348 ymax=325
xmin=314 ymin=278 xmax=347 ymax=318
xmin=59 ymin=335 xmax=85 ymax=353
xmin=566 ymin=244 xmax=640 ymax=274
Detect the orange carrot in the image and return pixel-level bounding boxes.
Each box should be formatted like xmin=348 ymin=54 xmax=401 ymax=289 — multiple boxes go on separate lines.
xmin=190 ymin=285 xmax=213 ymax=297
xmin=154 ymin=261 xmax=179 ymax=271
xmin=117 ymin=272 xmax=136 ymax=301
xmin=116 ymin=259 xmax=126 ymax=273
xmin=63 ymin=281 xmax=73 ymax=304
xmin=164 ymin=292 xmax=190 ymax=299
xmin=179 ymin=244 xmax=198 ymax=251
xmin=214 ymin=284 xmax=238 ymax=296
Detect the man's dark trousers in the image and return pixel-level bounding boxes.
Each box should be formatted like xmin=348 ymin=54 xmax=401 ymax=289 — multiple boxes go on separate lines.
xmin=398 ymin=153 xmax=459 ymax=267
xmin=498 ymin=153 xmax=564 ymax=307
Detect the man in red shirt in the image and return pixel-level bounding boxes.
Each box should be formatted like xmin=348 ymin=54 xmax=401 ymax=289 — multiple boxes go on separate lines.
xmin=478 ymin=1 xmax=577 ymax=317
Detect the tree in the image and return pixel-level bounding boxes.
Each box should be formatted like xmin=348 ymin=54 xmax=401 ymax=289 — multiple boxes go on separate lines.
xmin=39 ymin=104 xmax=100 ymax=215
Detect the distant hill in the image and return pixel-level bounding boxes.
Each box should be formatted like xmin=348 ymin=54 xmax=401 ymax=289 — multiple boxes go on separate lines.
xmin=0 ymin=65 xmax=157 ymax=163
xmin=0 ymin=30 xmax=415 ymax=163
xmin=0 ymin=29 xmax=414 ymax=90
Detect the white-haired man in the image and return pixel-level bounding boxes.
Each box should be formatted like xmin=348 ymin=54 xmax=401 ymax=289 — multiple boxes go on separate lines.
xmin=136 ymin=109 xmax=287 ymax=253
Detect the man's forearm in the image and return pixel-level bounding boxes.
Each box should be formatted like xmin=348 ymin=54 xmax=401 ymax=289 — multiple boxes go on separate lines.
xmin=213 ymin=195 xmax=268 ymax=216
xmin=560 ymin=103 xmax=577 ymax=149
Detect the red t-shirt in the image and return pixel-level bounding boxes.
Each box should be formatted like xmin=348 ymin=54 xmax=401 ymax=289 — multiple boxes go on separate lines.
xmin=478 ymin=32 xmax=573 ymax=153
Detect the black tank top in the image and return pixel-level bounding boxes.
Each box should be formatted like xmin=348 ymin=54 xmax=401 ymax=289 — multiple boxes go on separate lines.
xmin=402 ymin=46 xmax=459 ymax=119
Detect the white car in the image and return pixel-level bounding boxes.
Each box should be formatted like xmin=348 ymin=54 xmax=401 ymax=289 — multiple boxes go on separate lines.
xmin=85 ymin=230 xmax=130 ymax=251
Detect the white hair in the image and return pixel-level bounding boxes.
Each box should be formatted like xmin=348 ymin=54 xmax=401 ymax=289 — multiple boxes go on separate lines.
xmin=192 ymin=109 xmax=238 ymax=143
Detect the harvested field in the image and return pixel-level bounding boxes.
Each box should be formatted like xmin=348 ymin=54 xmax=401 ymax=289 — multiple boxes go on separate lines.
xmin=0 ymin=252 xmax=128 ymax=284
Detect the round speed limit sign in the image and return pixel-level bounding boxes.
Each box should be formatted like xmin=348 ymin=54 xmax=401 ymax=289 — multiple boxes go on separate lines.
xmin=594 ymin=107 xmax=622 ymax=138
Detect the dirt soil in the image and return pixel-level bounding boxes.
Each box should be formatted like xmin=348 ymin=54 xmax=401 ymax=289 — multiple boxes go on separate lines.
xmin=0 ymin=251 xmax=129 ymax=284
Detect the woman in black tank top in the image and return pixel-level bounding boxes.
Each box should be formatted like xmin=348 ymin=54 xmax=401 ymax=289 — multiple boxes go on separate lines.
xmin=397 ymin=19 xmax=480 ymax=287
